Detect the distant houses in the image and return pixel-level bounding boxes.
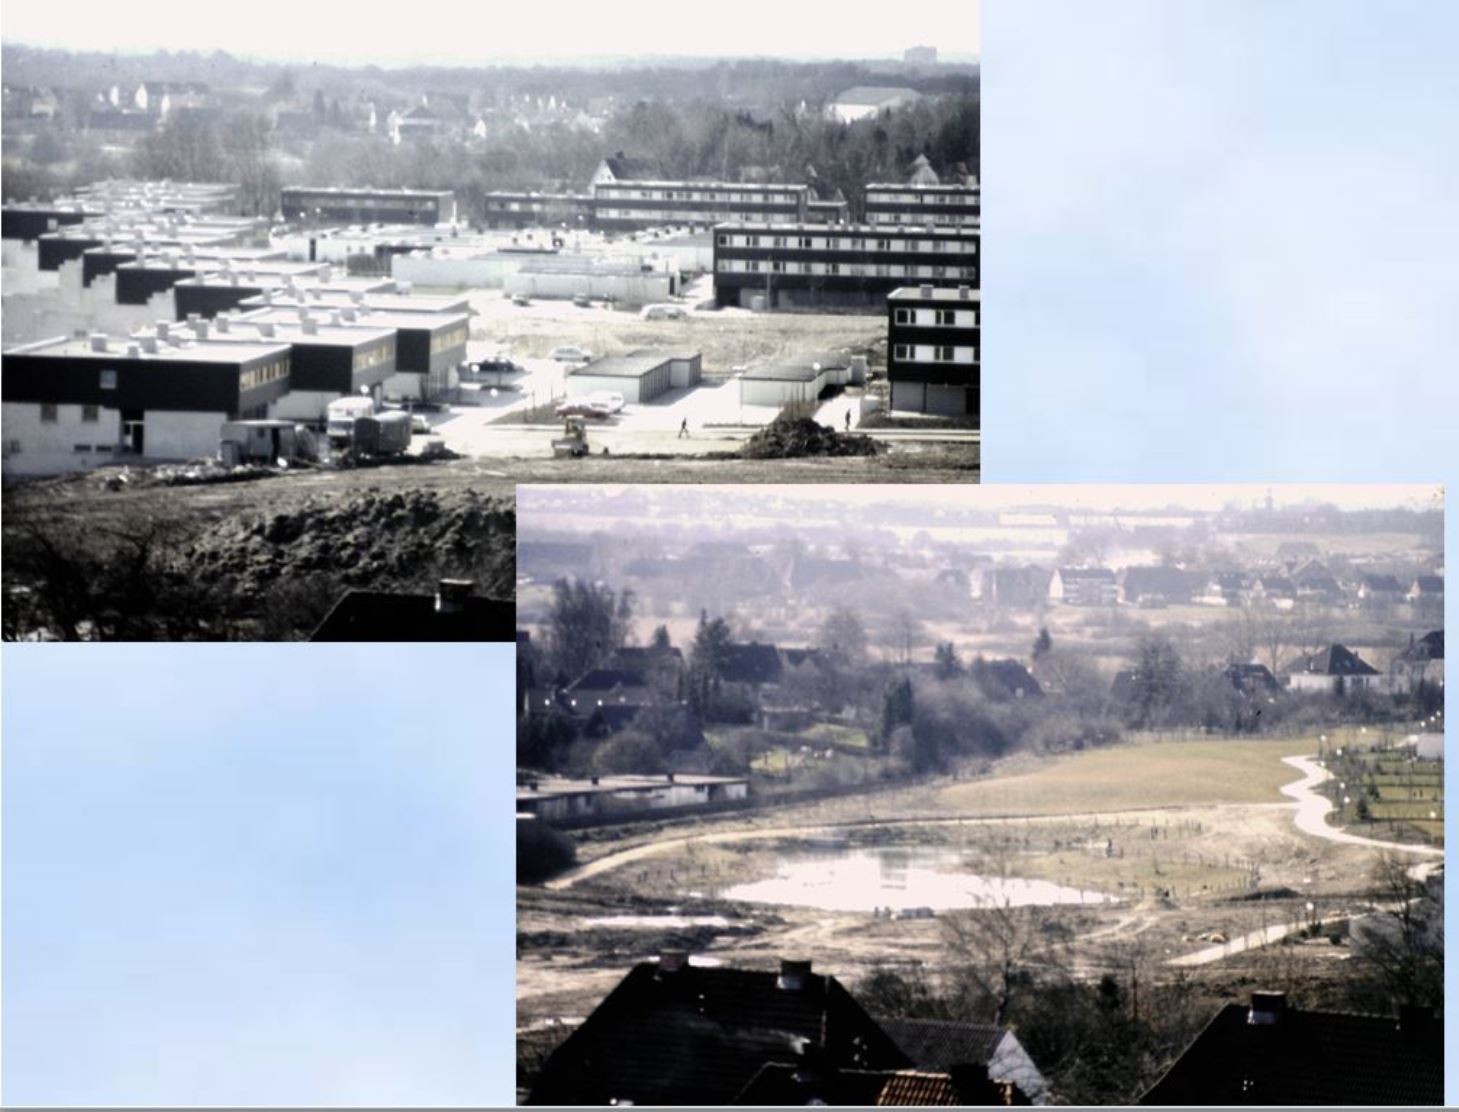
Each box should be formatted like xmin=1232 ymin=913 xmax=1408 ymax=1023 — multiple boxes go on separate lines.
xmin=1286 ymin=643 xmax=1381 ymax=695
xmin=1048 ymin=567 xmax=1118 ymax=607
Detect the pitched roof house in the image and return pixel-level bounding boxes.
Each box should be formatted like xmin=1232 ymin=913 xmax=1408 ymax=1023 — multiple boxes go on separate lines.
xmin=733 ymin=1062 xmax=1030 ymax=1105
xmin=525 ymin=958 xmax=913 ymax=1105
xmin=879 ymin=1017 xmax=1050 ymax=1104
xmin=1287 ymin=643 xmax=1381 ymax=694
xmin=1140 ymin=993 xmax=1442 ymax=1105
xmin=971 ymin=659 xmax=1044 ymax=701
xmin=1049 ymin=567 xmax=1118 ymax=606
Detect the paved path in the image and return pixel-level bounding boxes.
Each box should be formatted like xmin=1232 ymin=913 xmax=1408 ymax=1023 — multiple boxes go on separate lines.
xmin=1163 ymin=754 xmax=1443 ymax=968
xmin=1279 ymin=755 xmax=1443 ymax=857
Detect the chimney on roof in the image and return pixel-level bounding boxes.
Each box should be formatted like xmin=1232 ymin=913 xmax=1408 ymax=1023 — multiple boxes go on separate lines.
xmin=919 ymin=283 xmax=934 ymax=298
xmin=215 ymin=316 xmax=230 ymax=333
xmin=589 ymin=775 xmax=600 ymax=786
xmin=777 ymin=959 xmax=812 ymax=992
xmin=436 ymin=578 xmax=474 ymax=614
xmin=300 ymin=317 xmax=317 ymax=335
xmin=1248 ymin=991 xmax=1287 ymax=1026
xmin=258 ymin=321 xmax=275 ymax=338
xmin=658 ymin=951 xmax=689 ymax=974
xmin=125 ymin=341 xmax=141 ymax=357
xmin=139 ymin=335 xmax=158 ymax=354
xmin=666 ymin=772 xmax=675 ymax=783
xmin=155 ymin=321 xmax=170 ymax=340
xmin=89 ymin=333 xmax=108 ymax=353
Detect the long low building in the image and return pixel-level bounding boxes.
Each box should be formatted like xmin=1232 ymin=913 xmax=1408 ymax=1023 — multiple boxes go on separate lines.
xmin=886 ymin=283 xmax=979 ymax=415
xmin=713 ymin=221 xmax=978 ymax=310
xmin=281 ymin=186 xmax=458 ymax=226
xmin=593 ymin=180 xmax=809 ymax=231
xmin=162 ymin=312 xmax=399 ymax=421
xmin=505 ymin=256 xmax=677 ymax=303
xmin=738 ymin=352 xmax=856 ymax=407
xmin=517 ymin=773 xmax=749 ymax=823
xmin=482 ymin=190 xmax=594 ymax=229
xmin=566 ymin=349 xmax=701 ymax=404
xmin=238 ymin=298 xmax=469 ymax=401
xmin=864 ymin=182 xmax=980 ymax=227
xmin=2 ymin=331 xmax=291 ymax=475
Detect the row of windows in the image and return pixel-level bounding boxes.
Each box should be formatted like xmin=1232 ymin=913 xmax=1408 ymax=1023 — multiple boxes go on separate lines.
xmin=865 ymin=190 xmax=979 ymax=204
xmin=893 ymin=307 xmax=978 ymax=327
xmin=353 ymin=341 xmax=396 ymax=372
xmin=40 ymin=402 xmax=102 ymax=423
xmin=597 ymin=208 xmax=796 ymax=223
xmin=598 ymin=187 xmax=803 ymax=203
xmin=892 ymin=343 xmax=979 ymax=364
xmin=719 ymin=259 xmax=977 ymax=279
xmin=865 ymin=212 xmax=980 ymax=226
xmin=430 ymin=325 xmax=469 ymax=355
xmin=240 ymin=356 xmax=289 ymax=392
xmin=717 ymin=233 xmax=977 ymax=254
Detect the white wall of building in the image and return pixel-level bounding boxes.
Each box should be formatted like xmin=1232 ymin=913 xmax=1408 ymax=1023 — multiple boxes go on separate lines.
xmin=268 ymin=389 xmax=337 ymax=422
xmin=144 ymin=409 xmax=230 ymax=460
xmin=1 ymin=401 xmax=123 ymax=476
xmin=391 ymin=252 xmax=522 ymax=289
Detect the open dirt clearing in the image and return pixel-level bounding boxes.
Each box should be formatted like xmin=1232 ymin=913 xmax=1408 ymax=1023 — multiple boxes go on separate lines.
xmin=518 ymin=738 xmax=1412 ymax=1031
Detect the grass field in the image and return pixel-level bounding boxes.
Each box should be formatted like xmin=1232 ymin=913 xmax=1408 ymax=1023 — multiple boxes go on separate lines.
xmin=934 ymin=736 xmax=1313 ymax=815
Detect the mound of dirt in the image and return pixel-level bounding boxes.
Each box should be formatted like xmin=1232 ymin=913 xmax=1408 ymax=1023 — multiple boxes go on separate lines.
xmin=740 ymin=416 xmax=879 ymax=459
xmin=179 ymin=487 xmax=516 ymax=600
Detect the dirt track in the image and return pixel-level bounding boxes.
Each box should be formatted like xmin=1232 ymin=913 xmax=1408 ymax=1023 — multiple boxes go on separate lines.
xmin=518 ymin=751 xmax=1424 ymax=1028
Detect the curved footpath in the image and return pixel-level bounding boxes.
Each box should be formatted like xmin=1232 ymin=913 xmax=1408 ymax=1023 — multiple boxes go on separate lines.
xmin=1278 ymin=754 xmax=1443 ymax=858
xmin=1167 ymin=754 xmax=1442 ymax=967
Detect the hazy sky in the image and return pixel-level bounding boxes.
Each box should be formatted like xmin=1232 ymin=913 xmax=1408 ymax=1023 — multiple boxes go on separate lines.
xmin=3 ymin=645 xmax=515 ymax=1107
xmin=2 ymin=0 xmax=980 ymax=65
xmin=520 ymin=483 xmax=1442 ymax=519
xmin=984 ymin=0 xmax=1458 ymax=487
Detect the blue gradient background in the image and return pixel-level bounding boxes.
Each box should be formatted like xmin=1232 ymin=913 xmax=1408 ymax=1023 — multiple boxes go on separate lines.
xmin=3 ymin=645 xmax=515 ymax=1106
xmin=984 ymin=2 xmax=1456 ymax=1102
xmin=3 ymin=0 xmax=1457 ymax=1105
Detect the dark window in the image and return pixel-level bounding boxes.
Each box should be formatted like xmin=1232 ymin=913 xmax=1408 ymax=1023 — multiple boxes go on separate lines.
xmin=82 ymin=404 xmax=100 ymax=422
xmin=894 ymin=308 xmax=911 ymax=324
xmin=99 ymin=369 xmax=118 ymax=390
xmin=40 ymin=403 xmax=58 ymax=423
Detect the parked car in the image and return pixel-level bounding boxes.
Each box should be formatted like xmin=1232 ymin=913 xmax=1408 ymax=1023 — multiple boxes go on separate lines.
xmin=555 ymin=400 xmax=612 ymax=420
xmin=640 ymin=303 xmax=686 ymax=320
xmin=572 ymin=294 xmax=593 ymax=308
xmin=583 ymin=390 xmax=625 ymax=414
xmin=549 ymin=345 xmax=592 ymax=363
xmin=511 ymin=293 xmax=531 ymax=307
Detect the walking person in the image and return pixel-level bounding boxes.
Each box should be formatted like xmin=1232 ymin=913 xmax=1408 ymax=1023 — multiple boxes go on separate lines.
xmin=844 ymin=408 xmax=852 ymax=431
xmin=678 ymin=417 xmax=690 ymax=439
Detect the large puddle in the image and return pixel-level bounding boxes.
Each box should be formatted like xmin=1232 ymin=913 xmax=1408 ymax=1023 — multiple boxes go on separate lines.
xmin=720 ymin=845 xmax=1113 ymax=912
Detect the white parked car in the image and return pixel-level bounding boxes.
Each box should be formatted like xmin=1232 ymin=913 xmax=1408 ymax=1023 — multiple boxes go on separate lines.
xmin=549 ymin=345 xmax=592 ymax=364
xmin=583 ymin=390 xmax=625 ymax=414
xmin=640 ymin=303 xmax=686 ymax=320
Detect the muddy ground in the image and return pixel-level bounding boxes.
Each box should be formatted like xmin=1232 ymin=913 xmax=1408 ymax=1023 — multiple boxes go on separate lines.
xmin=1 ymin=440 xmax=976 ymax=640
xmin=516 ymin=781 xmax=1394 ymax=1050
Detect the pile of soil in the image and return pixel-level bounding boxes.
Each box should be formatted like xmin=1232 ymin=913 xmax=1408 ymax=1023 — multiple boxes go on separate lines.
xmin=740 ymin=415 xmax=879 ymax=459
xmin=179 ymin=487 xmax=516 ymax=599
